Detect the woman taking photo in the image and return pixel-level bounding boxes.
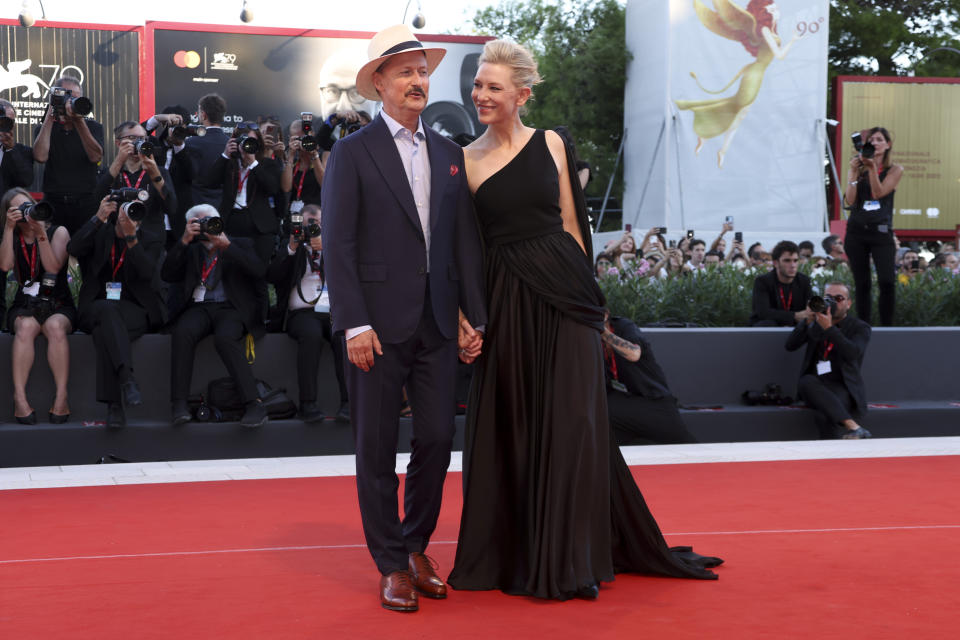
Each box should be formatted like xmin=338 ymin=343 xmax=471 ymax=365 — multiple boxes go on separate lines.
xmin=843 ymin=127 xmax=903 ymax=325
xmin=0 ymin=188 xmax=75 ymax=423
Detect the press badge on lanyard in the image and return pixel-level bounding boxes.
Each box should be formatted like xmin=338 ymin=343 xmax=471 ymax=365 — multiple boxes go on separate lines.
xmin=106 ymin=244 xmax=126 ymax=300
xmin=314 ymin=284 xmax=330 ymax=313
xmin=817 ymin=342 xmax=835 ymax=376
xmin=193 ymin=255 xmax=219 ymax=302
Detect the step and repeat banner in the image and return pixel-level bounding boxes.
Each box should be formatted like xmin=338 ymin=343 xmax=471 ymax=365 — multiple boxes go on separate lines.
xmin=837 ymin=78 xmax=960 ymax=234
xmin=151 ymin=25 xmax=486 ymax=138
xmin=625 ymin=0 xmax=830 ymax=234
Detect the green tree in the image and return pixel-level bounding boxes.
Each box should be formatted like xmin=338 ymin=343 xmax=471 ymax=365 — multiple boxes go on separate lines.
xmin=465 ymin=0 xmax=630 ymax=200
xmin=829 ymin=0 xmax=960 ymax=81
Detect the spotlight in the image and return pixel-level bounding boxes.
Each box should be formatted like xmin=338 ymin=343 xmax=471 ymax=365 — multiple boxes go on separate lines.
xmin=18 ymin=0 xmax=44 ymax=27
xmin=240 ymin=0 xmax=253 ymax=23
xmin=412 ymin=12 xmax=426 ymax=29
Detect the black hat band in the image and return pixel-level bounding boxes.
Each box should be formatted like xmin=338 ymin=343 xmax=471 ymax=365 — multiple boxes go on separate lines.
xmin=380 ymin=40 xmax=423 ymax=57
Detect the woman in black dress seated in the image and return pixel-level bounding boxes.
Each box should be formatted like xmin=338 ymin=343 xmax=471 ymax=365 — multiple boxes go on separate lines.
xmin=447 ymin=39 xmax=721 ymax=601
xmin=0 ymin=188 xmax=76 ymax=423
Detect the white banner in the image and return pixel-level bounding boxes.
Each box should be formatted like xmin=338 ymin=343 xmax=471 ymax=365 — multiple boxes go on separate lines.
xmin=624 ymin=0 xmax=829 ymax=235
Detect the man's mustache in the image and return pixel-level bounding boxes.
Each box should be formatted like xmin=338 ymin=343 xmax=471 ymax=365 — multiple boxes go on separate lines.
xmin=406 ymin=86 xmax=425 ymax=97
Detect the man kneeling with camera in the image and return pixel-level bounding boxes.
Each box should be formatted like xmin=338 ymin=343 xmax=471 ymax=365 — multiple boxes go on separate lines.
xmin=785 ymin=282 xmax=872 ymax=439
xmin=267 ymin=204 xmax=349 ymax=423
xmin=162 ymin=204 xmax=268 ymax=427
xmin=69 ymin=195 xmax=166 ymax=428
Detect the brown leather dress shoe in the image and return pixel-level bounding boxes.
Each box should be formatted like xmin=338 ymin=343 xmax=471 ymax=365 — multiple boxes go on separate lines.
xmin=408 ymin=552 xmax=447 ymax=599
xmin=380 ymin=571 xmax=418 ymax=612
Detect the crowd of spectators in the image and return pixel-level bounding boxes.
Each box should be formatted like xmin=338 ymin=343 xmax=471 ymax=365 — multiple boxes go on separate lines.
xmin=1 ymin=82 xmax=364 ymax=428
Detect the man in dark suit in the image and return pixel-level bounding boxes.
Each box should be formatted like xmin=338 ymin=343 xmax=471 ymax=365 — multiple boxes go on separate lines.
xmin=322 ymin=25 xmax=486 ymax=613
xmin=0 ymin=99 xmax=35 ymax=195
xmin=786 ymin=281 xmax=872 ymax=439
xmin=68 ymin=195 xmax=166 ymax=428
xmin=186 ymin=94 xmax=230 ymax=209
xmin=162 ymin=204 xmax=269 ymax=428
xmin=142 ymin=106 xmax=196 ymax=245
xmin=266 ymin=203 xmax=349 ymax=423
xmin=750 ymin=240 xmax=814 ymax=326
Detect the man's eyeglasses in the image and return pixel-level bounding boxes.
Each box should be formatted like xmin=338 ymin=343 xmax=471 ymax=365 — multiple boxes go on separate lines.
xmin=321 ymin=85 xmax=366 ymax=105
xmin=830 ymin=294 xmax=847 ymax=302
xmin=119 ymin=135 xmax=146 ymax=142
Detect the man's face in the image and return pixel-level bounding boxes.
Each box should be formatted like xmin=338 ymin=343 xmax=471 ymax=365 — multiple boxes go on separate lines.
xmin=0 ymin=106 xmax=15 ymax=149
xmin=945 ymin=254 xmax=959 ymax=271
xmin=373 ymin=51 xmax=429 ymax=118
xmin=691 ymin=243 xmax=706 ymax=264
xmin=775 ymin=251 xmax=799 ymax=280
xmin=831 ymin=239 xmax=844 ymax=256
xmin=596 ymin=257 xmax=612 ymax=277
xmin=318 ymin=50 xmax=374 ymax=121
xmin=902 ymin=251 xmax=919 ymax=272
xmin=799 ymin=247 xmax=813 ymax=262
xmin=704 ymin=254 xmax=720 ymax=268
xmin=116 ymin=124 xmax=147 ymax=155
xmin=825 ymin=284 xmax=851 ymax=321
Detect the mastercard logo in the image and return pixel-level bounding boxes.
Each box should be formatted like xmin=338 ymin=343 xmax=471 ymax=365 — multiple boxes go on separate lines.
xmin=173 ymin=50 xmax=201 ymax=69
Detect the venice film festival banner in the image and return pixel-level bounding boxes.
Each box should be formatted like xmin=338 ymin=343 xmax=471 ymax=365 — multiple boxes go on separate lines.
xmin=624 ymin=0 xmax=830 ymax=234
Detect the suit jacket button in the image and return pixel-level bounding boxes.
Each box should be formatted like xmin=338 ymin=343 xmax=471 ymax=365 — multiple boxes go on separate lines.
xmin=417 ymin=267 xmax=426 ymax=275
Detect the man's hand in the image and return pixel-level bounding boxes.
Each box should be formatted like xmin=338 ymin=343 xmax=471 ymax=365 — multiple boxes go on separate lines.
xmin=207 ymin=232 xmax=231 ymax=251
xmin=814 ymin=307 xmax=832 ymax=330
xmin=794 ymin=309 xmax=813 ymax=323
xmin=96 ymin=196 xmax=117 ymax=223
xmin=308 ymin=234 xmax=323 ymax=252
xmin=224 ymin=138 xmax=238 ymax=157
xmin=117 ymin=206 xmax=137 ymax=238
xmin=458 ymin=313 xmax=482 ymax=363
xmin=347 ymin=330 xmax=383 ymax=372
xmin=154 ymin=113 xmax=183 ymax=127
xmin=116 ymin=139 xmax=135 ymax=164
xmin=182 ymin=219 xmax=201 ymax=245
xmin=721 ymin=220 xmax=733 ymax=233
xmin=140 ymin=149 xmax=161 ymax=176
xmin=0 ymin=129 xmax=14 ymax=151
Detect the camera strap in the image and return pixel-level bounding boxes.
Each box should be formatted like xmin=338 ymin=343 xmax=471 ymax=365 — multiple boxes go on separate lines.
xmin=19 ymin=236 xmax=38 ymax=285
xmin=122 ymin=170 xmax=146 ymax=190
xmin=296 ymin=250 xmax=324 ymax=305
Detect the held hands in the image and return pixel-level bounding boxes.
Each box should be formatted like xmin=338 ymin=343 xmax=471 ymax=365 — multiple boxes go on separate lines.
xmin=721 ymin=220 xmax=734 ymax=234
xmin=308 ymin=235 xmax=323 ymax=252
xmin=182 ymin=219 xmax=202 ymax=245
xmin=458 ymin=310 xmax=483 ymax=364
xmin=347 ymin=330 xmax=383 ymax=372
xmin=794 ymin=308 xmax=813 ymax=323
xmin=96 ymin=196 xmax=117 ymax=223
xmin=813 ymin=306 xmax=832 ymax=330
xmin=286 ymin=138 xmax=302 ymax=162
xmin=117 ymin=207 xmax=138 ymax=238
xmin=5 ymin=205 xmax=23 ymax=230
xmin=224 ymin=138 xmax=238 ymax=157
xmin=154 ymin=113 xmax=183 ymax=127
xmin=207 ymin=232 xmax=231 ymax=251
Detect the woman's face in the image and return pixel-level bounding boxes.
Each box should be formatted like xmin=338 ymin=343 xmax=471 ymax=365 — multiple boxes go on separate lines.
xmin=596 ymin=257 xmax=612 ymax=277
xmin=620 ymin=235 xmax=635 ymax=253
xmin=716 ymin=238 xmax=727 ymax=253
xmin=472 ymin=63 xmax=528 ymax=125
xmin=868 ymin=130 xmax=890 ymax=156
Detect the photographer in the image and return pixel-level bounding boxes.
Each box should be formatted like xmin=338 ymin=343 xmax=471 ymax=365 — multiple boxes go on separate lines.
xmin=143 ymin=106 xmax=197 ymax=243
xmin=266 ymin=204 xmax=349 ymax=423
xmin=281 ymin=117 xmax=324 ymax=213
xmin=162 ymin=204 xmax=268 ymax=428
xmin=205 ymin=122 xmax=283 ymax=264
xmin=785 ymin=282 xmax=872 ymax=439
xmin=0 ymin=188 xmax=75 ymax=424
xmin=32 ymin=76 xmax=104 ymax=234
xmin=0 ymin=99 xmax=35 ymax=194
xmin=68 ymin=196 xmax=166 ymax=428
xmin=186 ymin=94 xmax=231 ymax=209
xmin=602 ymin=311 xmax=696 ymax=445
xmin=750 ymin=240 xmax=813 ymax=327
xmin=95 ymin=121 xmax=175 ymax=262
xmin=844 ymin=127 xmax=902 ymax=326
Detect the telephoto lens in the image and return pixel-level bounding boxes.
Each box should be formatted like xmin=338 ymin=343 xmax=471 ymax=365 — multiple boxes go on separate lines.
xmin=18 ymin=201 xmax=54 ymax=222
xmin=808 ymin=295 xmax=838 ymax=316
xmin=109 ymin=188 xmax=149 ymax=203
xmin=173 ymin=125 xmax=206 ymax=138
xmin=305 ymin=221 xmax=321 ymax=238
xmin=120 ymin=200 xmax=147 ymax=222
xmin=197 ymin=216 xmax=223 ymax=235
xmin=134 ymin=139 xmax=155 ymax=156
xmin=68 ymin=96 xmax=93 ymax=117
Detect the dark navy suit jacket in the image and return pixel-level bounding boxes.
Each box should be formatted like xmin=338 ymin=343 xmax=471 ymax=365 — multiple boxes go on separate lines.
xmin=321 ymin=114 xmax=486 ymax=344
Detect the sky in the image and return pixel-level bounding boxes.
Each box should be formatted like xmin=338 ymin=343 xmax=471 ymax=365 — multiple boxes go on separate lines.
xmin=19 ymin=0 xmax=493 ymax=35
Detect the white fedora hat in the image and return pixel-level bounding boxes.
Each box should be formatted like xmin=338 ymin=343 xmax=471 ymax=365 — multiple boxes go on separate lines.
xmin=355 ymin=24 xmax=446 ymax=101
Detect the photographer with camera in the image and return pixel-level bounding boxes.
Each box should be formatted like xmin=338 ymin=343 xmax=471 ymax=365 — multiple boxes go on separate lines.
xmin=143 ymin=106 xmax=199 ymax=242
xmin=785 ymin=282 xmax=872 ymax=439
xmin=95 ymin=121 xmax=176 ymax=262
xmin=204 ymin=122 xmax=282 ymax=265
xmin=0 ymin=100 xmax=35 ymax=195
xmin=844 ymin=127 xmax=903 ymax=326
xmin=67 ymin=195 xmax=166 ymax=428
xmin=32 ymin=76 xmax=104 ymax=234
xmin=186 ymin=94 xmax=231 ymax=209
xmin=162 ymin=204 xmax=268 ymax=428
xmin=281 ymin=115 xmax=324 ymax=214
xmin=266 ymin=204 xmax=349 ymax=423
xmin=0 ymin=188 xmax=75 ymax=424
xmin=750 ymin=240 xmax=814 ymax=326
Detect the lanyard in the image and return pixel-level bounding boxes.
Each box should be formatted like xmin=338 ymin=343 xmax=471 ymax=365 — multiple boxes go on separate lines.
xmin=778 ymin=285 xmax=793 ymax=310
xmin=604 ymin=344 xmax=619 ymax=381
xmin=122 ymin=170 xmax=146 ymax=190
xmin=294 ymin=161 xmax=308 ymax=200
xmin=821 ymin=341 xmax=835 ymax=360
xmin=110 ymin=243 xmax=127 ymax=280
xmin=19 ymin=236 xmax=38 ymax=283
xmin=236 ymin=166 xmax=252 ymax=197
xmin=201 ymin=255 xmax=219 ymax=286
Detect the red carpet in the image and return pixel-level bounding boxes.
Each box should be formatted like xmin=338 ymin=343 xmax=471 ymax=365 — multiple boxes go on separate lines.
xmin=1 ymin=456 xmax=958 ymax=639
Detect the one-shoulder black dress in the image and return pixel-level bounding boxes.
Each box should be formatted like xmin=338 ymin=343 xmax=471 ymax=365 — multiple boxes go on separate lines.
xmin=447 ymin=130 xmax=720 ymax=600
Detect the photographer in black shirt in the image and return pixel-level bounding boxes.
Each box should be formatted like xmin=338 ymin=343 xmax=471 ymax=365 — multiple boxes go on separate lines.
xmin=281 ymin=117 xmax=324 ymax=213
xmin=266 ymin=204 xmax=349 ymax=423
xmin=32 ymin=76 xmax=104 ymax=234
xmin=0 ymin=99 xmax=35 ymax=194
xmin=95 ymin=121 xmax=176 ymax=263
xmin=843 ymin=127 xmax=903 ymax=326
xmin=68 ymin=196 xmax=166 ymax=428
xmin=750 ymin=240 xmax=814 ymax=326
xmin=143 ymin=107 xmax=196 ymax=244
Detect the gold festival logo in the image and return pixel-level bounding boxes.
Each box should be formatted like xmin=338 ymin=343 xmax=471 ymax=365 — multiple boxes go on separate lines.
xmin=675 ymin=0 xmax=805 ymax=168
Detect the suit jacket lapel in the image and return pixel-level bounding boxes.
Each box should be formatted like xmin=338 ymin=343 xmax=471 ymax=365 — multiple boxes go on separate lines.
xmin=425 ymin=127 xmax=448 ymax=233
xmin=361 ymin=115 xmax=422 ymax=238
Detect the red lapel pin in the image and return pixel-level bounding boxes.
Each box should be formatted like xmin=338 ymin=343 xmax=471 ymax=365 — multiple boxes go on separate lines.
xmin=450 ymin=164 xmax=459 ymax=177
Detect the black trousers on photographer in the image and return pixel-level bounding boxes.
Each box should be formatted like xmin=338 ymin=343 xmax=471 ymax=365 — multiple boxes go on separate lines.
xmin=797 ymin=374 xmax=861 ymax=439
xmin=80 ymin=299 xmax=150 ymax=404
xmin=286 ymin=309 xmax=348 ymax=406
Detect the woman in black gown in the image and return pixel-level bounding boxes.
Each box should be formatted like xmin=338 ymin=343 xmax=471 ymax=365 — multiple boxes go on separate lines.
xmin=448 ymin=39 xmax=721 ymax=601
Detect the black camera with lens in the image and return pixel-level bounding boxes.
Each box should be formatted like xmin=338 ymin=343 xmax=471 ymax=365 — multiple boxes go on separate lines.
xmin=50 ymin=87 xmax=92 ymax=118
xmin=233 ymin=135 xmax=261 ymax=158
xmin=300 ymin=112 xmax=318 ymax=153
xmin=196 ymin=216 xmax=223 ymax=236
xmin=287 ymin=213 xmax=320 ymax=240
xmin=172 ymin=124 xmax=206 ymax=138
xmin=851 ymin=132 xmax=875 ymax=160
xmin=18 ymin=201 xmax=54 ymax=223
xmin=108 ymin=188 xmax=149 ymax=223
xmin=133 ymin=139 xmax=155 ymax=156
xmin=808 ymin=294 xmax=838 ymax=316
xmin=24 ymin=272 xmax=59 ymax=322
xmin=0 ymin=116 xmax=14 ymax=133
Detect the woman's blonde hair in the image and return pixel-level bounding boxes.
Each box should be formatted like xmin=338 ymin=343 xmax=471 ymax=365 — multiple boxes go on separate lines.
xmin=478 ymin=39 xmax=542 ymax=91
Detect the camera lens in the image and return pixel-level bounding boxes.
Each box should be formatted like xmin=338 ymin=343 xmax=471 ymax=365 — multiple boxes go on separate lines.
xmin=135 ymin=139 xmax=155 ymax=156
xmin=199 ymin=216 xmax=223 ymax=235
xmin=301 ymin=135 xmax=318 ymax=152
xmin=306 ymin=222 xmax=321 ymax=238
xmin=20 ymin=201 xmax=54 ymax=222
xmin=69 ymin=96 xmax=93 ymax=117
xmin=238 ymin=135 xmax=261 ymax=155
xmin=120 ymin=201 xmax=147 ymax=222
